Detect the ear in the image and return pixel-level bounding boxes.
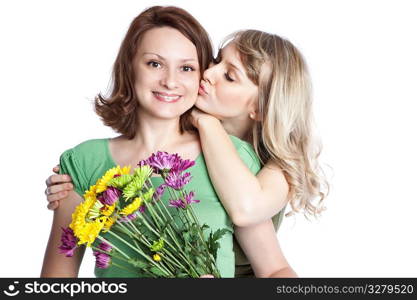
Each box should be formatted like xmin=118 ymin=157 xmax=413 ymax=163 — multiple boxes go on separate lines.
xmin=248 ymin=98 xmax=261 ymax=121
xmin=249 ymin=110 xmax=262 ymax=121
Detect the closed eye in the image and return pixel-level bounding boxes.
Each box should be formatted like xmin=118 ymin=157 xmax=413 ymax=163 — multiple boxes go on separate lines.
xmin=224 ymin=73 xmax=234 ymax=82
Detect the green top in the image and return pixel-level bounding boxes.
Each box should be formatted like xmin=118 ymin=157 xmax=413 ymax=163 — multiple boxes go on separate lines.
xmin=59 ymin=136 xmax=263 ymax=278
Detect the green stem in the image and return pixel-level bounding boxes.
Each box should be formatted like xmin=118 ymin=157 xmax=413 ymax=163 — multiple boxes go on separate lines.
xmin=106 ymin=230 xmax=174 ymax=277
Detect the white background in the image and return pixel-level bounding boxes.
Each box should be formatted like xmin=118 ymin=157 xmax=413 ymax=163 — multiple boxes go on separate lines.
xmin=0 ymin=0 xmax=416 ymax=277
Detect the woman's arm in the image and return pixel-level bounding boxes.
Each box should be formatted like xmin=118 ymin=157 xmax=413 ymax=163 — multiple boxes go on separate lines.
xmin=193 ymin=110 xmax=289 ymax=227
xmin=234 ymin=220 xmax=297 ymax=278
xmin=41 ymin=190 xmax=85 ymax=277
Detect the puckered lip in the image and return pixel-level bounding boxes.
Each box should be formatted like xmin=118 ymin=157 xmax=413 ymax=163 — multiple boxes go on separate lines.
xmin=198 ymin=82 xmax=208 ymax=95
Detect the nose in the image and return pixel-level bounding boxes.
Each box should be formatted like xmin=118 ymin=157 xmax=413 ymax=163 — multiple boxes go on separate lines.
xmin=203 ymin=63 xmax=217 ymax=85
xmin=160 ymin=68 xmax=178 ymax=90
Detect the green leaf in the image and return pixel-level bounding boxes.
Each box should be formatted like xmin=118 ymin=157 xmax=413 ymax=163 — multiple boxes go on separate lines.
xmin=127 ymin=258 xmax=148 ymax=269
xmin=201 ymin=224 xmax=210 ymax=232
xmin=207 ymin=228 xmax=231 ymax=260
xmin=149 ymin=266 xmax=167 ymax=277
xmin=212 ymin=228 xmax=230 ymax=242
xmin=150 ymin=238 xmax=164 ymax=252
xmin=175 ymin=271 xmax=189 ymax=278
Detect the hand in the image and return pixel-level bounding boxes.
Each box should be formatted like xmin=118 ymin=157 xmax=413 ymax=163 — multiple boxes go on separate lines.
xmin=45 ymin=165 xmax=73 ymax=210
xmin=190 ymin=107 xmax=219 ymax=129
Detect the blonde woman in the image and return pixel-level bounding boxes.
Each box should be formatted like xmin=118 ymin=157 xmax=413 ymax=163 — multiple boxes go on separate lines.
xmin=189 ymin=30 xmax=328 ymax=276
xmin=45 ymin=29 xmax=326 ymax=277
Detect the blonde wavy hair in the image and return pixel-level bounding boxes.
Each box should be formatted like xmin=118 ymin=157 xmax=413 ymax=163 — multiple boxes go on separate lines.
xmin=224 ymin=30 xmax=329 ymax=218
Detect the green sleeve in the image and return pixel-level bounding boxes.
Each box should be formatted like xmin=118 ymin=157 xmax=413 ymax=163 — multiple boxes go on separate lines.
xmin=229 ymin=135 xmax=261 ymax=175
xmin=59 ymin=148 xmax=89 ymax=197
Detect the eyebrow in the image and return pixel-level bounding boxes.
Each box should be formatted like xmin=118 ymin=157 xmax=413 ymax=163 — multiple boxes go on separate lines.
xmin=143 ymin=52 xmax=197 ymax=63
xmin=227 ymin=61 xmax=243 ymax=76
xmin=218 ymin=49 xmax=244 ymax=76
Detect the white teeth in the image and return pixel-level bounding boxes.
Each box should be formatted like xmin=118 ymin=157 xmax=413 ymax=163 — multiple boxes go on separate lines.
xmin=155 ymin=93 xmax=180 ymax=102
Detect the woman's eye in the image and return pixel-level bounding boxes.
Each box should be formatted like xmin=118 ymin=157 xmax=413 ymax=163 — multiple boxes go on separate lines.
xmin=182 ymin=66 xmax=195 ymax=72
xmin=224 ymin=73 xmax=234 ymax=82
xmin=147 ymin=61 xmax=161 ymax=68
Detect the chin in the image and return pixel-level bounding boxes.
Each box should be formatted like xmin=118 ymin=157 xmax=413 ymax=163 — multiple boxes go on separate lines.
xmin=156 ymin=105 xmax=194 ymax=120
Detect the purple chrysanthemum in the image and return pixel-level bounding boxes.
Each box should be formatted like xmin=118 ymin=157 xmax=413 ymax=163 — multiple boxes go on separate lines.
xmin=154 ymin=183 xmax=167 ymax=200
xmin=168 ymin=199 xmax=186 ymax=209
xmin=120 ymin=212 xmax=138 ymax=222
xmin=98 ymin=241 xmax=112 ymax=253
xmin=99 ymin=186 xmax=121 ymax=206
xmin=168 ymin=191 xmax=200 ymax=209
xmin=184 ymin=191 xmax=200 ymax=205
xmin=141 ymin=151 xmax=181 ymax=173
xmin=172 ymin=159 xmax=195 ymax=173
xmin=93 ymin=251 xmax=111 ymax=269
xmin=165 ymin=172 xmax=192 ymax=190
xmin=58 ymin=227 xmax=77 ymax=257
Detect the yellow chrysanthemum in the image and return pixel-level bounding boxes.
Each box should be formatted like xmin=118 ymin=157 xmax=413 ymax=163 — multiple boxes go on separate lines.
xmin=153 ymin=254 xmax=161 ymax=262
xmin=96 ymin=165 xmax=131 ymax=193
xmin=103 ymin=216 xmax=117 ymax=232
xmin=83 ymin=185 xmax=97 ymax=202
xmin=76 ymin=219 xmax=105 ymax=247
xmin=101 ymin=204 xmax=116 ymax=217
xmin=70 ymin=197 xmax=95 ymax=231
xmin=70 ymin=196 xmax=107 ymax=247
xmin=87 ymin=200 xmax=104 ymax=220
xmin=120 ymin=197 xmax=142 ymax=215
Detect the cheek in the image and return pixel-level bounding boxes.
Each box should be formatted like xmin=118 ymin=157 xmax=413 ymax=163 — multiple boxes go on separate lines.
xmin=184 ymin=75 xmax=200 ymax=98
xmin=216 ymin=87 xmax=245 ymax=112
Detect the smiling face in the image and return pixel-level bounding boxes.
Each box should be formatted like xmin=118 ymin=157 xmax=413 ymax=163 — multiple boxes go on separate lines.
xmin=196 ymin=43 xmax=259 ymax=121
xmin=133 ymin=26 xmax=200 ymax=121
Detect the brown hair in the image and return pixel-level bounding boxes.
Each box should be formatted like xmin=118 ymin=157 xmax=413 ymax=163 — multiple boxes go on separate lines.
xmin=95 ymin=6 xmax=213 ymax=138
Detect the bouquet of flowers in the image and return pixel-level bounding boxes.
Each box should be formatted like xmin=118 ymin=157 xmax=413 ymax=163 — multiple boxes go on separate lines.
xmin=59 ymin=152 xmax=227 ymax=278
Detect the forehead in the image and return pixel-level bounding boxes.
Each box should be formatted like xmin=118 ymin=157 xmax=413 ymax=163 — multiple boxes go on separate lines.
xmin=138 ymin=26 xmax=198 ymax=59
xmin=220 ymin=43 xmax=240 ymax=61
xmin=219 ymin=43 xmax=246 ymax=69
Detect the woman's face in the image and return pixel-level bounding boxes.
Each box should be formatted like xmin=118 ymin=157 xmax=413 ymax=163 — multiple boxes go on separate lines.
xmin=134 ymin=27 xmax=200 ymax=120
xmin=196 ymin=43 xmax=258 ymax=121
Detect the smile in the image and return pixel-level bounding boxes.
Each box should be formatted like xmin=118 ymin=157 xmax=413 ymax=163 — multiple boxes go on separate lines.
xmin=153 ymin=92 xmax=182 ymax=103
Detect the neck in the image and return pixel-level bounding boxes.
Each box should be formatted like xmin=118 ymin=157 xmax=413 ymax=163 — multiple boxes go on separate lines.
xmin=131 ymin=113 xmax=185 ymax=153
xmin=221 ymin=117 xmax=253 ymax=143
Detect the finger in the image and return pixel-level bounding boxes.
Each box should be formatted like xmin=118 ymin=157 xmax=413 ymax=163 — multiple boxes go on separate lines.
xmin=46 ymin=191 xmax=69 ymax=202
xmin=45 ymin=174 xmax=72 ymax=186
xmin=200 ymin=275 xmax=214 ymax=278
xmin=48 ymin=183 xmax=73 ymax=194
xmin=53 ymin=165 xmax=60 ymax=174
xmin=47 ymin=201 xmax=59 ymax=211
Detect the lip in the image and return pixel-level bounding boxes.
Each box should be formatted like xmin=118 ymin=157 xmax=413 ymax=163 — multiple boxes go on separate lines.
xmin=152 ymin=91 xmax=182 ymax=103
xmin=198 ymin=83 xmax=208 ymax=96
